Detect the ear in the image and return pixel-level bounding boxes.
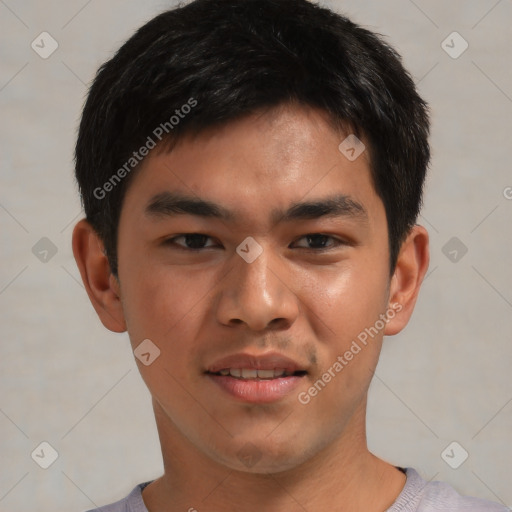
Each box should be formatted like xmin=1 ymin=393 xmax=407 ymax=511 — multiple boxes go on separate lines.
xmin=72 ymin=219 xmax=127 ymax=333
xmin=384 ymin=224 xmax=429 ymax=336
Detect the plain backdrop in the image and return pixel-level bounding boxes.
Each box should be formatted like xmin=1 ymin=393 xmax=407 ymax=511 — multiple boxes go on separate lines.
xmin=1 ymin=0 xmax=511 ymax=510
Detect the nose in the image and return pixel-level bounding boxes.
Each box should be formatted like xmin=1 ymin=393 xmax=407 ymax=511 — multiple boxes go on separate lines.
xmin=215 ymin=241 xmax=299 ymax=332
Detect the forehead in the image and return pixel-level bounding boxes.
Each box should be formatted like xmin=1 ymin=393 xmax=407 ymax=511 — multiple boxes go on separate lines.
xmin=121 ymin=104 xmax=384 ymax=230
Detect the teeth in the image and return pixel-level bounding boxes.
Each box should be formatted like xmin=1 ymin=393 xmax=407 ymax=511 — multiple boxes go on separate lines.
xmin=256 ymin=369 xmax=276 ymax=379
xmin=216 ymin=368 xmax=292 ymax=379
xmin=241 ymin=368 xmax=258 ymax=379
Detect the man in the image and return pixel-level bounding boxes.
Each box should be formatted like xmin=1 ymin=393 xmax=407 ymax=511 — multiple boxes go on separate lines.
xmin=71 ymin=0 xmax=508 ymax=510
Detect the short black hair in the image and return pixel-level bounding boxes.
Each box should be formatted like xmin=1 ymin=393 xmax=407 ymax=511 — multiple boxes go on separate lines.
xmin=75 ymin=0 xmax=430 ymax=277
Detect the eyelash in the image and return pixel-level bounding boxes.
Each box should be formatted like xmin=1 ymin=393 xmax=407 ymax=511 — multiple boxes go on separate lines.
xmin=164 ymin=233 xmax=347 ymax=252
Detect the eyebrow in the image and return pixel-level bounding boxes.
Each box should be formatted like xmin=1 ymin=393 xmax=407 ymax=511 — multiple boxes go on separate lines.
xmin=144 ymin=191 xmax=368 ymax=225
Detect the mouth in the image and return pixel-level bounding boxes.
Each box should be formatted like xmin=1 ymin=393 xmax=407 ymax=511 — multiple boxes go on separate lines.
xmin=208 ymin=368 xmax=308 ymax=379
xmin=205 ymin=352 xmax=308 ymax=403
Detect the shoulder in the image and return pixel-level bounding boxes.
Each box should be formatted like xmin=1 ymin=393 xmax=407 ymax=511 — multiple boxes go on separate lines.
xmin=82 ymin=481 xmax=152 ymax=512
xmin=421 ymin=477 xmax=508 ymax=511
xmin=390 ymin=467 xmax=509 ymax=512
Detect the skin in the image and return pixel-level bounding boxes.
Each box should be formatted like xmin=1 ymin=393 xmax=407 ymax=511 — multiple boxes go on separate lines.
xmin=73 ymin=104 xmax=429 ymax=511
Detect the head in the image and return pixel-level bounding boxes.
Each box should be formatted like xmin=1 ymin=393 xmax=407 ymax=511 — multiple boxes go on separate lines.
xmin=73 ymin=0 xmax=430 ymax=474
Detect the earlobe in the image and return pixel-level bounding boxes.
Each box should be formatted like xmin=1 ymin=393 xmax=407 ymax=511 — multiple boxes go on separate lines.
xmin=384 ymin=225 xmax=430 ymax=336
xmin=72 ymin=219 xmax=127 ymax=333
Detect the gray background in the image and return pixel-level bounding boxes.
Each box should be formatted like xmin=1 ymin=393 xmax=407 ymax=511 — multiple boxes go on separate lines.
xmin=1 ymin=0 xmax=511 ymax=510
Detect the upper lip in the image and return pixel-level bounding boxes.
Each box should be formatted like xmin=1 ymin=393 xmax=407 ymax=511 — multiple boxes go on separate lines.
xmin=206 ymin=352 xmax=307 ymax=374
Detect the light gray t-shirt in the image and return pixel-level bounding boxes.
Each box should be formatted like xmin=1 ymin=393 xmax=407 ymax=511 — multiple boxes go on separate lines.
xmin=85 ymin=467 xmax=509 ymax=511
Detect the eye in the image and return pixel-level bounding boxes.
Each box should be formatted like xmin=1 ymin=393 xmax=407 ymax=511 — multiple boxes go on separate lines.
xmin=165 ymin=234 xmax=218 ymax=250
xmin=291 ymin=234 xmax=346 ymax=250
xmin=163 ymin=233 xmax=347 ymax=251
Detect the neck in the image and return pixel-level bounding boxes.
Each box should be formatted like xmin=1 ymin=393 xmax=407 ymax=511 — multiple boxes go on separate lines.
xmin=142 ymin=398 xmax=406 ymax=512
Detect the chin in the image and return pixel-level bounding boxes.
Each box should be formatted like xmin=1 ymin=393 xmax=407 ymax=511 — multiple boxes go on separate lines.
xmin=210 ymin=437 xmax=311 ymax=475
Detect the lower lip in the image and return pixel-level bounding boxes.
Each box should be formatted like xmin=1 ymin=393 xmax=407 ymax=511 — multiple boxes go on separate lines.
xmin=207 ymin=374 xmax=305 ymax=403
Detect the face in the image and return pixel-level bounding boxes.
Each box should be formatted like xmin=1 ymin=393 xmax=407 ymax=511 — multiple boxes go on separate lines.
xmin=115 ymin=105 xmax=396 ymax=473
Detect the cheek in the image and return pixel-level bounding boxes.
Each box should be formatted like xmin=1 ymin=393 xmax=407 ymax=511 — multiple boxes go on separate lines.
xmin=297 ymin=260 xmax=390 ymax=400
xmin=298 ymin=257 xmax=390 ymax=338
xmin=118 ymin=263 xmax=228 ymax=404
xmin=120 ymin=260 xmax=212 ymax=339
xmin=120 ymin=267 xmax=206 ymax=408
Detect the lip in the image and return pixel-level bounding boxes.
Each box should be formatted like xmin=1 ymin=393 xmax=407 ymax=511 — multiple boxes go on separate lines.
xmin=205 ymin=352 xmax=308 ymax=404
xmin=207 ymin=373 xmax=304 ymax=403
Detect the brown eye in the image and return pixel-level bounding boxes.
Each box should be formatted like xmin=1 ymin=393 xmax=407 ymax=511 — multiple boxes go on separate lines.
xmin=165 ymin=234 xmax=218 ymax=250
xmin=292 ymin=234 xmax=345 ymax=250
